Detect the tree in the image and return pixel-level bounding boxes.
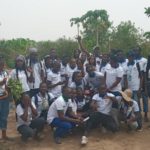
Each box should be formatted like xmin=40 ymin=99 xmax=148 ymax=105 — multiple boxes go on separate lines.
xmin=144 ymin=7 xmax=150 ymax=41
xmin=70 ymin=9 xmax=111 ymax=51
xmin=110 ymin=21 xmax=143 ymax=53
xmin=145 ymin=7 xmax=150 ymax=17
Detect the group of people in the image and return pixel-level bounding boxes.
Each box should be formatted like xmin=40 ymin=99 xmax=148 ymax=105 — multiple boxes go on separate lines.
xmin=0 ymin=37 xmax=150 ymax=145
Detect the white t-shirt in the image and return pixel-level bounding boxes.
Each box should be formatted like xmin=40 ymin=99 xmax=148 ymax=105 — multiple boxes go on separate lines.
xmin=136 ymin=57 xmax=147 ymax=72
xmin=10 ymin=69 xmax=30 ymax=92
xmin=0 ymin=71 xmax=8 ymax=96
xmin=92 ymin=93 xmax=113 ymax=115
xmin=105 ymin=65 xmax=124 ymax=92
xmin=65 ymin=64 xmax=77 ymax=85
xmin=76 ymin=97 xmax=86 ymax=110
xmin=60 ymin=63 xmax=67 ymax=75
xmin=16 ymin=104 xmax=35 ymax=128
xmin=69 ymin=79 xmax=85 ymax=90
xmin=119 ymin=59 xmax=128 ymax=87
xmin=125 ymin=63 xmax=140 ymax=91
xmin=27 ymin=62 xmax=42 ymax=89
xmin=68 ymin=99 xmax=77 ymax=115
xmin=47 ymin=71 xmax=62 ymax=98
xmin=47 ymin=96 xmax=69 ymax=124
xmin=31 ymin=92 xmax=54 ymax=117
xmin=100 ymin=63 xmax=111 ymax=74
xmin=84 ymin=71 xmax=104 ymax=90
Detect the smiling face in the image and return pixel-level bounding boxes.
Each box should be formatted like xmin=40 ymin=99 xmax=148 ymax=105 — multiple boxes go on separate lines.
xmin=39 ymin=82 xmax=48 ymax=95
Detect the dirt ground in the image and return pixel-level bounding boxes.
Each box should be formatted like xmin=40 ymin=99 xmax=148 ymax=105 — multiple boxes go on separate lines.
xmin=1 ymin=106 xmax=150 ymax=150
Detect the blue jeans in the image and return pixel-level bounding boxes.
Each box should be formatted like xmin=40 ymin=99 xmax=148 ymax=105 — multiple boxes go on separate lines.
xmin=132 ymin=91 xmax=148 ymax=113
xmin=51 ymin=118 xmax=74 ymax=138
xmin=0 ymin=98 xmax=9 ymax=130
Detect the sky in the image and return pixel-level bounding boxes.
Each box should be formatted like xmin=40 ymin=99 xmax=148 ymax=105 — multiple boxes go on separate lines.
xmin=0 ymin=0 xmax=149 ymax=41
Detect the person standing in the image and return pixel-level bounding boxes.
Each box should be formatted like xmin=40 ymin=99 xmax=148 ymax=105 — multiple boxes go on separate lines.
xmin=0 ymin=56 xmax=10 ymax=141
xmin=26 ymin=48 xmax=44 ymax=97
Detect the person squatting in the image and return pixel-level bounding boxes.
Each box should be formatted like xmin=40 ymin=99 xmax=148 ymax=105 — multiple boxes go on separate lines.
xmin=0 ymin=38 xmax=150 ymax=145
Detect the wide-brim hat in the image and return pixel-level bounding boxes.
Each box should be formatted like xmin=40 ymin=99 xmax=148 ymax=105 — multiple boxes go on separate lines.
xmin=120 ymin=89 xmax=132 ymax=102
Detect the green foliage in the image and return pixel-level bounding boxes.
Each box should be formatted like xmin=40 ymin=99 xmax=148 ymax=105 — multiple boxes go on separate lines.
xmin=70 ymin=9 xmax=111 ymax=51
xmin=7 ymin=78 xmax=23 ymax=102
xmin=110 ymin=21 xmax=143 ymax=53
xmin=145 ymin=7 xmax=150 ymax=17
xmin=0 ymin=9 xmax=150 ymax=65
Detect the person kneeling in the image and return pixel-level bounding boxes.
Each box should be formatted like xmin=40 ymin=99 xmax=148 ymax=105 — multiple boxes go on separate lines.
xmin=16 ymin=94 xmax=45 ymax=142
xmin=119 ymin=89 xmax=142 ymax=131
xmin=81 ymin=84 xmax=118 ymax=145
xmin=47 ymin=87 xmax=83 ymax=144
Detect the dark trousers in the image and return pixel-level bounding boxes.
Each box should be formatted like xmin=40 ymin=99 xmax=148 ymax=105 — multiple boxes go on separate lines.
xmin=17 ymin=117 xmax=45 ymax=141
xmin=84 ymin=112 xmax=118 ymax=134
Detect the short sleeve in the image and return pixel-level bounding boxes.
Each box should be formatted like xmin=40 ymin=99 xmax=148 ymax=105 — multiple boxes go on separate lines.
xmin=9 ymin=69 xmax=16 ymax=80
xmin=16 ymin=105 xmax=24 ymax=117
xmin=55 ymin=98 xmax=64 ymax=111
xmin=68 ymin=99 xmax=73 ymax=108
xmin=47 ymin=72 xmax=52 ymax=81
xmin=116 ymin=67 xmax=124 ymax=78
xmin=69 ymin=82 xmax=76 ymax=88
xmin=133 ymin=101 xmax=139 ymax=112
xmin=92 ymin=94 xmax=98 ymax=101
xmin=48 ymin=93 xmax=55 ymax=99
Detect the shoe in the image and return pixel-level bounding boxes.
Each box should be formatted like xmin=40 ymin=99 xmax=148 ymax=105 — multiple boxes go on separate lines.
xmin=54 ymin=137 xmax=61 ymax=144
xmin=34 ymin=132 xmax=44 ymax=141
xmin=53 ymin=131 xmax=61 ymax=144
xmin=81 ymin=136 xmax=88 ymax=145
xmin=136 ymin=128 xmax=143 ymax=132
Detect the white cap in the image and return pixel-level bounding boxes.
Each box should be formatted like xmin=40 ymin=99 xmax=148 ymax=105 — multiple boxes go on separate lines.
xmin=28 ymin=47 xmax=38 ymax=53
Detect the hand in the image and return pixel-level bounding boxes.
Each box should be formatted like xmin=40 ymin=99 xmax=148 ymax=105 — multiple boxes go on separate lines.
xmin=75 ymin=119 xmax=83 ymax=124
xmin=27 ymin=67 xmax=33 ymax=73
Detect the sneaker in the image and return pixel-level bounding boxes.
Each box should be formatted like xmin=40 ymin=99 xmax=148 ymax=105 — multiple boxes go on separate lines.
xmin=81 ymin=136 xmax=88 ymax=145
xmin=136 ymin=128 xmax=143 ymax=132
xmin=54 ymin=137 xmax=61 ymax=144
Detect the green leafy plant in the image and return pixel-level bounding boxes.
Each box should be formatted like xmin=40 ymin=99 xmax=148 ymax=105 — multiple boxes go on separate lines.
xmin=7 ymin=78 xmax=23 ymax=102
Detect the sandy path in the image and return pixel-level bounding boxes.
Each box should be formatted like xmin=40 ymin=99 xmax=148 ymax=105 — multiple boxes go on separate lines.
xmin=1 ymin=108 xmax=150 ymax=150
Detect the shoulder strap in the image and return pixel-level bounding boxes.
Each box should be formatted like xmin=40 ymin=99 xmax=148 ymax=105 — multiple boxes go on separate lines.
xmin=136 ymin=62 xmax=141 ymax=77
xmin=47 ymin=93 xmax=53 ymax=106
xmin=34 ymin=94 xmax=38 ymax=107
